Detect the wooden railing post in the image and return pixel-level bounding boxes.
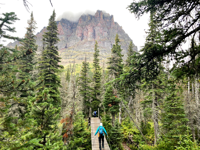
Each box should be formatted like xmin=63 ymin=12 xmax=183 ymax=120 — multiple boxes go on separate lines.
xmin=98 ymin=107 xmax=99 ymax=119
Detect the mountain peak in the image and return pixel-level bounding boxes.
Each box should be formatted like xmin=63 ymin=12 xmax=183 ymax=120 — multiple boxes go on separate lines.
xmin=8 ymin=10 xmax=137 ymax=66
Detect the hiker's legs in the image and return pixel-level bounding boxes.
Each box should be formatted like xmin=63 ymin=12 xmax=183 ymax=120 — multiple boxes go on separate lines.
xmin=99 ymin=137 xmax=102 ymax=150
xmin=99 ymin=135 xmax=104 ymax=149
xmin=102 ymin=135 xmax=104 ymax=148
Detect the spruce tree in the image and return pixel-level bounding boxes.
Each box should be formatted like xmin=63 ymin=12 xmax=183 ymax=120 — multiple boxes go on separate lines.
xmin=0 ymin=12 xmax=42 ymax=150
xmin=67 ymin=112 xmax=91 ymax=150
xmin=18 ymin=12 xmax=37 ymax=105
xmin=140 ymin=11 xmax=163 ymax=145
xmin=141 ymin=68 xmax=168 ymax=145
xmin=19 ymin=12 xmax=37 ymax=81
xmin=107 ymin=34 xmax=123 ymax=79
xmin=103 ymin=85 xmax=120 ymax=126
xmin=128 ymin=0 xmax=200 ymax=80
xmin=126 ymin=41 xmax=134 ymax=67
xmin=32 ymin=10 xmax=63 ymax=148
xmin=107 ymin=34 xmax=124 ymax=124
xmin=160 ymin=79 xmax=188 ymax=149
xmin=79 ymin=58 xmax=92 ymax=117
xmin=109 ymin=121 xmax=123 ymax=149
xmin=92 ymin=41 xmax=101 ymax=110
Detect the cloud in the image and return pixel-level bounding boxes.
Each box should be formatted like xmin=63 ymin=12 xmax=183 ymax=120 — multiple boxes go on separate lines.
xmin=56 ymin=10 xmax=96 ymax=22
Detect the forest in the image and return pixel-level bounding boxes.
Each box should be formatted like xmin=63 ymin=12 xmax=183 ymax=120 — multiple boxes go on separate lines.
xmin=0 ymin=0 xmax=200 ymax=150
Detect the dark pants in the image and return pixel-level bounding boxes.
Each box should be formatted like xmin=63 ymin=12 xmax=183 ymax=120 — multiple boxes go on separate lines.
xmin=99 ymin=134 xmax=104 ymax=150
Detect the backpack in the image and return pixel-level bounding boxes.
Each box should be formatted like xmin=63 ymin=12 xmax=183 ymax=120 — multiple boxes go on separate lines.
xmin=94 ymin=111 xmax=97 ymax=116
xmin=99 ymin=126 xmax=103 ymax=135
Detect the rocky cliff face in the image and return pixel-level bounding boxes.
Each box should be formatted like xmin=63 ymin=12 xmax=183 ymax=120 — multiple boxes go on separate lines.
xmin=8 ymin=10 xmax=137 ymax=66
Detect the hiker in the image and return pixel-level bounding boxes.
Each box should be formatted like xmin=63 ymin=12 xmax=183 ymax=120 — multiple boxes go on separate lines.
xmin=88 ymin=117 xmax=90 ymax=126
xmin=94 ymin=111 xmax=97 ymax=117
xmin=94 ymin=122 xmax=108 ymax=150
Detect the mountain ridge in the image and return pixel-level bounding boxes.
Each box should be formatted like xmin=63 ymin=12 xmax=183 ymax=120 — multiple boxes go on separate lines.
xmin=8 ymin=10 xmax=137 ymax=66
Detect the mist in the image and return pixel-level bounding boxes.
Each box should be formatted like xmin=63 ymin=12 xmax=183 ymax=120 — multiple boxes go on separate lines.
xmin=56 ymin=10 xmax=96 ymax=22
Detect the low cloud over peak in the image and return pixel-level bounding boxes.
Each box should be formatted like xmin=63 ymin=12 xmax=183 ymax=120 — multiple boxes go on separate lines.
xmin=56 ymin=10 xmax=96 ymax=22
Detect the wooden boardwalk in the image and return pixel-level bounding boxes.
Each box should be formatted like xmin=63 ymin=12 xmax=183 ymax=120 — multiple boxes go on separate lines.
xmin=91 ymin=117 xmax=110 ymax=150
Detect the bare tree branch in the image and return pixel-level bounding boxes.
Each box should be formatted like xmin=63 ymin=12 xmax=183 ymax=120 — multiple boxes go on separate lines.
xmin=23 ymin=0 xmax=32 ymax=12
xmin=23 ymin=0 xmax=53 ymax=12
xmin=49 ymin=0 xmax=53 ymax=7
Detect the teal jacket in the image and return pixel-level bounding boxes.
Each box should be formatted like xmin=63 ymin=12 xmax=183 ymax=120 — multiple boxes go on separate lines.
xmin=95 ymin=126 xmax=108 ymax=136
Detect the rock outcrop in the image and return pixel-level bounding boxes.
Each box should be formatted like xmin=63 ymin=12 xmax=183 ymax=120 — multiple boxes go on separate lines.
xmin=8 ymin=10 xmax=137 ymax=66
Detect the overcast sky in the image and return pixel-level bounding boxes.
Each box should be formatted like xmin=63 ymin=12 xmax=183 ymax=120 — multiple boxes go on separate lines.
xmin=0 ymin=0 xmax=150 ymax=50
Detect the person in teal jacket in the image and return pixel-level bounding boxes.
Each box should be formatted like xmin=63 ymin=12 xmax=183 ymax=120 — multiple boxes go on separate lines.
xmin=95 ymin=123 xmax=108 ymax=150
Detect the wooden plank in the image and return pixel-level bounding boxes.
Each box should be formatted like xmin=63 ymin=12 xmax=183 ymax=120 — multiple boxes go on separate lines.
xmin=91 ymin=117 xmax=110 ymax=150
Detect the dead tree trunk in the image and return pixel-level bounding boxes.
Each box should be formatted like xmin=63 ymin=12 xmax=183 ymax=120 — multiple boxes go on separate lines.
xmin=188 ymin=77 xmax=196 ymax=141
xmin=119 ymin=102 xmax=122 ymax=124
xmin=121 ymin=100 xmax=148 ymax=144
xmin=195 ymin=75 xmax=200 ymax=140
xmin=152 ymin=84 xmax=159 ymax=145
xmin=112 ymin=113 xmax=115 ymax=126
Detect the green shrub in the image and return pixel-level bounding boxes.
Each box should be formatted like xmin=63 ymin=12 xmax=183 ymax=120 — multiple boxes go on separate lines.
xmin=121 ymin=117 xmax=141 ymax=146
xmin=175 ymin=130 xmax=199 ymax=150
xmin=139 ymin=144 xmax=155 ymax=150
xmin=67 ymin=112 xmax=91 ymax=150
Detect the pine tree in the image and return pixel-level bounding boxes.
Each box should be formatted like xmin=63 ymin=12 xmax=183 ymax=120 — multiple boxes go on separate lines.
xmin=141 ymin=68 xmax=168 ymax=145
xmin=103 ymin=85 xmax=120 ymax=126
xmin=139 ymin=11 xmax=163 ymax=145
xmin=32 ymin=10 xmax=64 ymax=147
xmin=107 ymin=34 xmax=124 ymax=124
xmin=160 ymin=79 xmax=188 ymax=149
xmin=109 ymin=121 xmax=123 ymax=150
xmin=67 ymin=112 xmax=91 ymax=150
xmin=79 ymin=57 xmax=92 ymax=117
xmin=17 ymin=12 xmax=37 ymax=119
xmin=92 ymin=41 xmax=101 ymax=110
xmin=126 ymin=41 xmax=135 ymax=67
xmin=19 ymin=12 xmax=37 ymax=82
xmin=0 ymin=12 xmax=42 ymax=150
xmin=107 ymin=34 xmax=123 ymax=79
xmin=128 ymin=0 xmax=200 ymax=80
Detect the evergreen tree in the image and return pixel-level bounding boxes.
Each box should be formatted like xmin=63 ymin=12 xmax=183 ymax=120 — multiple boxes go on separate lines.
xmin=139 ymin=11 xmax=163 ymax=145
xmin=128 ymin=0 xmax=200 ymax=80
xmin=19 ymin=12 xmax=37 ymax=82
xmin=107 ymin=34 xmax=124 ymax=124
xmin=92 ymin=41 xmax=101 ymax=110
xmin=141 ymin=69 xmax=168 ymax=145
xmin=109 ymin=121 xmax=123 ymax=150
xmin=0 ymin=12 xmax=42 ymax=150
xmin=79 ymin=58 xmax=92 ymax=117
xmin=107 ymin=34 xmax=123 ymax=79
xmin=67 ymin=112 xmax=91 ymax=150
xmin=160 ymin=79 xmax=188 ymax=149
xmin=17 ymin=12 xmax=37 ymax=116
xmin=32 ymin=10 xmax=63 ymax=148
xmin=126 ymin=41 xmax=135 ymax=67
xmin=103 ymin=85 xmax=120 ymax=126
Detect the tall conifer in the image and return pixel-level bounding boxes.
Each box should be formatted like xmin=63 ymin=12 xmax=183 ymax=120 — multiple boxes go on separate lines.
xmin=103 ymin=85 xmax=120 ymax=126
xmin=126 ymin=41 xmax=134 ymax=67
xmin=32 ymin=10 xmax=63 ymax=147
xmin=79 ymin=57 xmax=92 ymax=117
xmin=107 ymin=34 xmax=124 ymax=124
xmin=107 ymin=34 xmax=123 ymax=79
xmin=161 ymin=79 xmax=188 ymax=149
xmin=19 ymin=12 xmax=37 ymax=98
xmin=92 ymin=41 xmax=101 ymax=110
